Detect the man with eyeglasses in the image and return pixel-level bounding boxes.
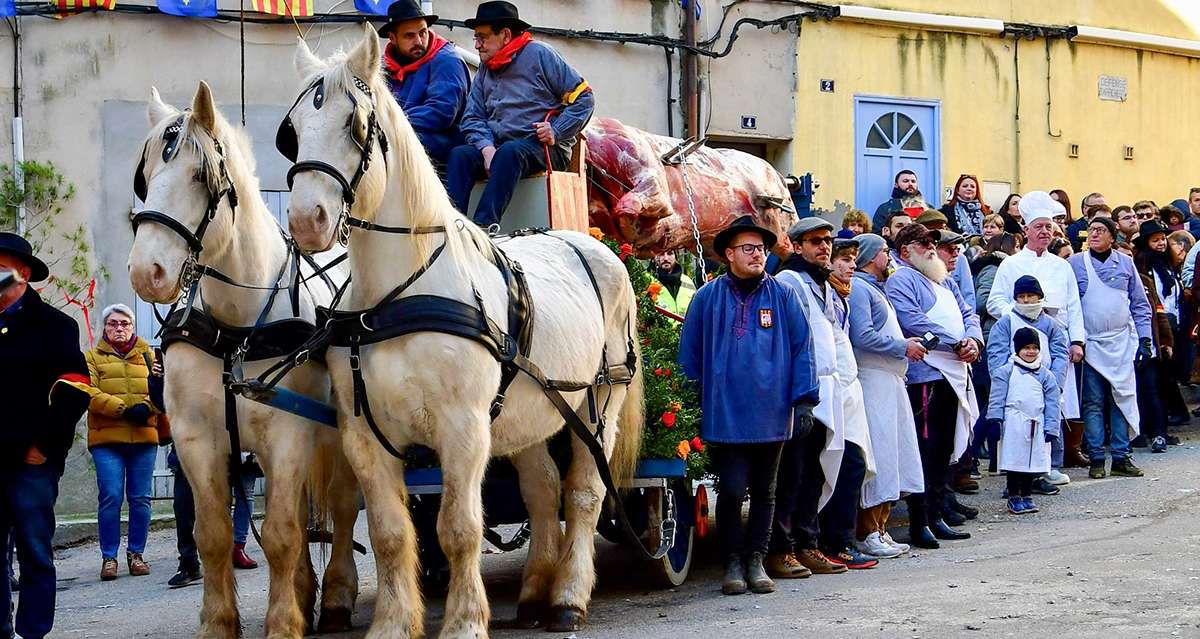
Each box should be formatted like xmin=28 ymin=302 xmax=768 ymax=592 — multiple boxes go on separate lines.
xmin=1067 ymin=192 xmax=1106 ymax=252
xmin=1114 ymin=205 xmax=1140 ymax=243
xmin=886 ymin=223 xmax=982 ymax=547
xmin=679 ymin=215 xmax=819 ymax=596
xmin=446 ymin=1 xmax=595 ymax=228
xmin=0 ymin=232 xmax=89 ymax=639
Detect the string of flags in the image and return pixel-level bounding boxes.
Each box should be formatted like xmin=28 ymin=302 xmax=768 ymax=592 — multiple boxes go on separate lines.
xmin=15 ymin=0 xmax=402 ymax=20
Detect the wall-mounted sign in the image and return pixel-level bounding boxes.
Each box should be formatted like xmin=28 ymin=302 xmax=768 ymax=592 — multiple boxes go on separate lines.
xmin=1098 ymin=75 xmax=1127 ymax=102
xmin=820 ymin=79 xmax=835 ymax=93
xmin=741 ymin=115 xmax=758 ymax=130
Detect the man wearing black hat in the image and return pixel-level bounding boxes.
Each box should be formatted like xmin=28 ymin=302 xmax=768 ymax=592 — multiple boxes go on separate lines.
xmin=377 ymin=0 xmax=470 ymax=165
xmin=0 ymin=232 xmax=89 ymax=639
xmin=446 ymin=1 xmax=596 ymax=227
xmin=679 ymin=215 xmax=819 ymax=596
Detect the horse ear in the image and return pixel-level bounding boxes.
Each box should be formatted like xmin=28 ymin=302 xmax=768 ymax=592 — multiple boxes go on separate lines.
xmin=191 ymin=81 xmax=217 ymax=134
xmin=147 ymin=87 xmax=175 ymax=126
xmin=294 ymin=36 xmax=326 ymax=78
xmin=346 ymin=23 xmax=381 ymax=80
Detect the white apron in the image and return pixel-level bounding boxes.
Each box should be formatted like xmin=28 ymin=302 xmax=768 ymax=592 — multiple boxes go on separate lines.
xmin=857 ymin=288 xmax=925 ymax=508
xmin=779 ymin=271 xmax=844 ymax=509
xmin=998 ymin=361 xmax=1052 ymax=473
xmin=1043 ymin=306 xmax=1081 ymax=420
xmin=918 ymin=278 xmax=980 ymax=464
xmin=1080 ymin=254 xmax=1140 ymax=434
xmin=831 ymin=295 xmax=877 ymax=481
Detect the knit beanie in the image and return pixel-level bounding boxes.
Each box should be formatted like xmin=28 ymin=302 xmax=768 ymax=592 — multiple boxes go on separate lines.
xmin=1013 ymin=327 xmax=1040 ymax=353
xmin=1013 ymin=275 xmax=1044 ymax=299
xmin=1089 ymin=216 xmax=1118 ymax=240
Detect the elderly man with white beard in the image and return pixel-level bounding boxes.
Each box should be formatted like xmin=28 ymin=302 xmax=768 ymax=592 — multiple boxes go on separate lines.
xmin=988 ymin=191 xmax=1086 ymax=491
xmin=886 ymin=223 xmax=983 ymax=547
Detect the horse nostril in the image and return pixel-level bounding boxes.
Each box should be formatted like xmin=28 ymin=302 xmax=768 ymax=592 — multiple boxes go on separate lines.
xmin=151 ymin=263 xmax=168 ymax=288
xmin=314 ymin=204 xmax=328 ymax=227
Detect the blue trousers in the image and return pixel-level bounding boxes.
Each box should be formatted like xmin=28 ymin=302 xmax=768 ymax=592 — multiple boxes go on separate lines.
xmin=0 ymin=461 xmax=62 ymax=639
xmin=1082 ymin=362 xmax=1132 ymax=462
xmin=232 ymin=475 xmax=256 ymax=546
xmin=445 ymin=138 xmax=567 ymax=227
xmin=92 ymin=444 xmax=157 ymax=559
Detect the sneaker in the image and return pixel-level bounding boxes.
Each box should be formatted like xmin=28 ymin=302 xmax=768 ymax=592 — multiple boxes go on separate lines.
xmin=1151 ymin=436 xmax=1168 ymax=453
xmin=880 ymin=531 xmax=910 ymax=554
xmin=1089 ymin=462 xmax=1107 ymax=479
xmin=168 ymin=561 xmax=203 ymax=588
xmin=1022 ymin=497 xmax=1039 ymax=513
xmin=1007 ymin=497 xmax=1025 ymax=515
xmin=1031 ymin=476 xmax=1061 ymax=495
xmin=1166 ymin=434 xmax=1182 ymax=446
xmin=854 ymin=532 xmax=901 ymax=559
xmin=127 ymin=552 xmax=150 ymax=577
xmin=1046 ymin=469 xmax=1071 ymax=486
xmin=764 ymin=552 xmax=812 ymax=579
xmin=797 ymin=548 xmax=847 ymax=574
xmin=1130 ymin=435 xmax=1148 ymax=448
xmin=825 ymin=547 xmax=879 ymax=570
xmin=1110 ymin=458 xmax=1144 ymax=477
xmin=100 ymin=557 xmax=118 ymax=581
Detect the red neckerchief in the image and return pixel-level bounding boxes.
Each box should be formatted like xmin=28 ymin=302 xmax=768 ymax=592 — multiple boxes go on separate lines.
xmin=383 ymin=32 xmax=449 ymax=84
xmin=484 ymin=31 xmax=534 ymax=71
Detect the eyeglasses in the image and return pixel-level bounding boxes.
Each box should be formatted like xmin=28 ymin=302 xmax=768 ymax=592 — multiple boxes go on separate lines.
xmin=909 ymin=239 xmax=935 ymax=249
xmin=1118 ymin=215 xmax=1137 ymax=223
xmin=938 ymin=244 xmax=962 ymax=254
xmin=1136 ymin=212 xmax=1155 ymax=220
xmin=105 ymin=320 xmax=133 ymax=328
xmin=803 ymin=236 xmax=833 ymax=246
xmin=731 ymin=243 xmax=766 ymax=255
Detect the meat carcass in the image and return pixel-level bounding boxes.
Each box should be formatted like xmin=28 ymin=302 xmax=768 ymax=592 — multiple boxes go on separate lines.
xmin=584 ymin=117 xmax=797 ymax=258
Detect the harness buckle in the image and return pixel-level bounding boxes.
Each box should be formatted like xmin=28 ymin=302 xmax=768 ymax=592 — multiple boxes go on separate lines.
xmin=349 ymin=353 xmax=361 ymax=371
xmin=490 ymin=393 xmax=505 ymax=414
xmin=358 ymin=313 xmax=374 ymax=333
xmin=294 ymin=348 xmax=310 ymax=366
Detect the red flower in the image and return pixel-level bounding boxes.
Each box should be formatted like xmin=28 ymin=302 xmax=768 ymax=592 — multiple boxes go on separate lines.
xmin=618 ymin=243 xmax=634 ymax=261
xmin=661 ymin=411 xmax=677 ymax=428
xmin=690 ymin=436 xmax=704 ymax=452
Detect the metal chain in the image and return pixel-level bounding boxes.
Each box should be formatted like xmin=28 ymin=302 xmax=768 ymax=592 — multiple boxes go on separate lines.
xmin=678 ymin=159 xmax=707 ymax=282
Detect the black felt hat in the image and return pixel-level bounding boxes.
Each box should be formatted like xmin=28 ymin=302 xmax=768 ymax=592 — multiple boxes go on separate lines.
xmin=0 ymin=232 xmax=48 ymax=282
xmin=714 ymin=215 xmax=778 ymax=258
xmin=377 ymin=0 xmax=438 ymax=38
xmin=463 ymin=1 xmax=531 ymax=32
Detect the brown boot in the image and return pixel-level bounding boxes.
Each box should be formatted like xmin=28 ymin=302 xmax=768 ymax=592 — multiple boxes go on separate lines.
xmin=232 ymin=543 xmax=258 ymax=570
xmin=764 ymin=552 xmax=812 ymax=579
xmin=1063 ymin=420 xmax=1090 ymax=468
xmin=100 ymin=556 xmax=118 ymax=581
xmin=127 ymin=552 xmax=150 ymax=576
xmin=797 ymin=548 xmax=847 ymax=574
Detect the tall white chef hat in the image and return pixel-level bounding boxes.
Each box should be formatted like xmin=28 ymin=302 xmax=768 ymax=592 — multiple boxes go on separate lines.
xmin=1017 ymin=190 xmax=1063 ymax=225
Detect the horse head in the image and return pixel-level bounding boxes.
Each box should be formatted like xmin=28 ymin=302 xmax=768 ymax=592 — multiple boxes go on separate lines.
xmin=283 ymin=25 xmax=392 ymax=253
xmin=128 ymin=81 xmax=241 ymax=303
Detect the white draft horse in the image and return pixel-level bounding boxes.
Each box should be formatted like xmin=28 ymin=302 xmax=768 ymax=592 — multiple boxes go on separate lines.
xmin=282 ymin=26 xmax=644 ymax=639
xmin=127 ymin=82 xmax=360 ymax=639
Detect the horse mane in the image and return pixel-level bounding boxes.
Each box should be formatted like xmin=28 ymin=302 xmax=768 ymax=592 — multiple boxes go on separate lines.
xmin=315 ymin=47 xmax=492 ymax=275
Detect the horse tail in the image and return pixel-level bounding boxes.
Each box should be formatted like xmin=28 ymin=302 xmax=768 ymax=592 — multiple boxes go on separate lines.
xmin=610 ymin=304 xmax=644 ymax=491
xmin=305 ymin=435 xmax=337 ymax=549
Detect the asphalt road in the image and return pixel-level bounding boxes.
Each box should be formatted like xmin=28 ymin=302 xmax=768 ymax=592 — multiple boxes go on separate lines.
xmin=44 ymin=422 xmax=1200 ymax=639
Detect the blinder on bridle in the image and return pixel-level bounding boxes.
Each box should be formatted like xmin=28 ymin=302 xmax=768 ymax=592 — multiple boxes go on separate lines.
xmin=275 ymin=74 xmax=388 ymax=243
xmin=130 ymin=113 xmax=240 ymax=293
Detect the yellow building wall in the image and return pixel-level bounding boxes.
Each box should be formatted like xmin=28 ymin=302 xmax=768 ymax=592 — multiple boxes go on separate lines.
xmin=794 ymin=1 xmax=1200 ymax=214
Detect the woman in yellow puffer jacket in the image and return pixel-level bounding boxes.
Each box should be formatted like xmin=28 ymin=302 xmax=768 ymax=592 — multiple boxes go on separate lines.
xmin=85 ymin=304 xmax=160 ymax=582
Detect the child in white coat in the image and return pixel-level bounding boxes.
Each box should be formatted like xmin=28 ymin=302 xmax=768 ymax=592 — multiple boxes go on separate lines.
xmin=987 ymin=327 xmax=1062 ymax=515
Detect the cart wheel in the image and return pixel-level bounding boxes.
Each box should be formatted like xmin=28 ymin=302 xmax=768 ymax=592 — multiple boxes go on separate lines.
xmin=647 ymin=479 xmax=695 ymax=588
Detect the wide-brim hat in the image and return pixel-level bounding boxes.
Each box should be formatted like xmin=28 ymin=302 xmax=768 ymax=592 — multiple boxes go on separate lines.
xmin=377 ymin=0 xmax=438 ymax=38
xmin=1135 ymin=219 xmax=1169 ymax=248
xmin=0 ymin=232 xmax=49 ymax=282
xmin=463 ymin=1 xmax=531 ymax=31
xmin=714 ymin=214 xmax=778 ymax=258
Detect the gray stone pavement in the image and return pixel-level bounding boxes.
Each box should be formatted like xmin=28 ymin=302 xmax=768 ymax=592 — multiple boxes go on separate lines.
xmin=36 ymin=422 xmax=1200 ymax=639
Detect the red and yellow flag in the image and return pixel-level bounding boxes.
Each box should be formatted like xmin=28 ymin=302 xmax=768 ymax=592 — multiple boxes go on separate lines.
xmin=251 ymin=0 xmax=311 ymax=17
xmin=54 ymin=0 xmax=116 ymax=18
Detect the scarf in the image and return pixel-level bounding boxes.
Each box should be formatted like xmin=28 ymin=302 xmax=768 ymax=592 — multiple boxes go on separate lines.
xmin=955 ymin=200 xmax=984 ymax=235
xmin=1148 ymin=249 xmax=1178 ymax=298
xmin=106 ymin=336 xmax=137 ymax=357
xmin=1015 ymin=301 xmax=1044 ymax=321
xmin=1012 ymin=352 xmax=1043 ymax=371
xmin=383 ymin=32 xmax=450 ymax=84
xmin=778 ymin=253 xmax=831 ymax=284
xmin=484 ymin=31 xmax=534 ymax=71
xmin=829 ymin=274 xmax=852 ymax=300
xmin=655 ymin=264 xmax=683 ymax=298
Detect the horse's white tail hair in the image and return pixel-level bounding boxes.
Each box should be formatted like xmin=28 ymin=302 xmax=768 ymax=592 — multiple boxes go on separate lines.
xmin=611 ymin=308 xmax=644 ymax=490
xmin=306 ymin=438 xmax=337 ymax=549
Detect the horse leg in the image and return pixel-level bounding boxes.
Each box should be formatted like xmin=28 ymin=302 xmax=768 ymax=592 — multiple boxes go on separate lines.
xmin=507 ymin=443 xmax=562 ymax=628
xmin=434 ymin=410 xmax=491 ymax=639
xmin=178 ymin=436 xmax=239 ymax=639
xmin=257 ymin=437 xmax=313 ymax=639
xmin=343 ymin=420 xmax=423 ymax=639
xmin=547 ymin=392 xmax=625 ymax=632
xmin=318 ymin=445 xmax=361 ymax=633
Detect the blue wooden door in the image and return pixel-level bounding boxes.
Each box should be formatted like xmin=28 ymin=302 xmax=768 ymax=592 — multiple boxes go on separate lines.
xmin=854 ymin=97 xmax=941 ymax=213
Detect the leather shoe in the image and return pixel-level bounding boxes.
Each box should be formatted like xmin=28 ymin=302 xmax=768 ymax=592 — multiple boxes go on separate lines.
xmin=946 ymin=494 xmax=979 ymax=519
xmin=941 ymin=508 xmax=967 ymax=527
xmin=930 ymin=518 xmax=971 ymax=541
xmin=907 ymin=526 xmax=940 ymax=549
xmin=721 ymin=555 xmax=747 ymax=595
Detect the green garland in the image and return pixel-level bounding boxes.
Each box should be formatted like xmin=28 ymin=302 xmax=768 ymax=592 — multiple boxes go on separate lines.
xmin=591 ymin=229 xmax=708 ymax=479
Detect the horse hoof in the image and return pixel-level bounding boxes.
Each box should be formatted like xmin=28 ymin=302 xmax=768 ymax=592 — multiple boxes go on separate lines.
xmin=316 ymin=607 xmax=353 ymax=633
xmin=491 ymin=602 xmax=545 ymax=629
xmin=544 ymin=606 xmax=586 ymax=633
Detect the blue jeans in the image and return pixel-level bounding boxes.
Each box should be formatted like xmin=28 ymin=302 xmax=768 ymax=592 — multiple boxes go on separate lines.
xmin=92 ymin=444 xmax=157 ymax=558
xmin=1081 ymin=362 xmax=1132 ymax=463
xmin=232 ymin=475 xmax=256 ymax=546
xmin=1 ymin=461 xmax=62 ymax=639
xmin=445 ymin=138 xmax=567 ymax=227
